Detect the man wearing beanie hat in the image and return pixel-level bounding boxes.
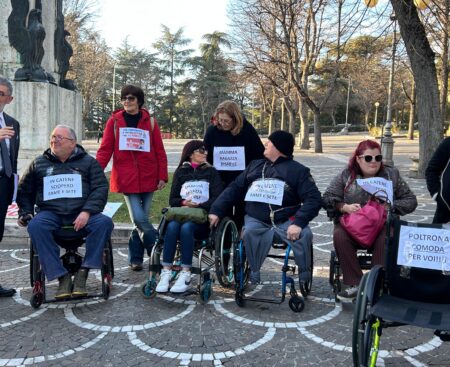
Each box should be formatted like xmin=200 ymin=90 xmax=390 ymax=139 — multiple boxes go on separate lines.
xmin=209 ymin=130 xmax=322 ymax=287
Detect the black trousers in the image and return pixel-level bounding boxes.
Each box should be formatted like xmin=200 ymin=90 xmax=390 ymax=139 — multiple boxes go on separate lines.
xmin=0 ymin=176 xmax=13 ymax=242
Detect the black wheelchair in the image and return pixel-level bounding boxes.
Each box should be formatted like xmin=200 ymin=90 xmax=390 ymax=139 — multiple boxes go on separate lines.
xmin=30 ymin=226 xmax=114 ymax=308
xmin=325 ymin=204 xmax=373 ymax=300
xmin=141 ymin=209 xmax=239 ymax=303
xmin=233 ymin=231 xmax=313 ymax=312
xmin=352 ymin=216 xmax=450 ymax=367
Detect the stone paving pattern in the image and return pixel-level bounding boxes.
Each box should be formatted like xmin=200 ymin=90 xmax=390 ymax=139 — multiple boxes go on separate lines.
xmin=1 ymin=135 xmax=449 ymax=366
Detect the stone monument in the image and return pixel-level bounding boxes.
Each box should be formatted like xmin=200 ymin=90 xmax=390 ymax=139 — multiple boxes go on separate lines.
xmin=0 ymin=0 xmax=82 ymax=172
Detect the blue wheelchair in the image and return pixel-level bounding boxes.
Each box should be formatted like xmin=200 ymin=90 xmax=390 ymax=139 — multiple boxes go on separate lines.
xmin=233 ymin=231 xmax=313 ymax=312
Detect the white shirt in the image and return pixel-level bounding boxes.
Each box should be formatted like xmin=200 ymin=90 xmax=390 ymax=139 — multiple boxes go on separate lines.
xmin=0 ymin=112 xmax=11 ymax=173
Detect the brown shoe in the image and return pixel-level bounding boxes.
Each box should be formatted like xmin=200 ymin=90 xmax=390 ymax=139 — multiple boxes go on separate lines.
xmin=130 ymin=263 xmax=143 ymax=271
xmin=55 ymin=274 xmax=72 ymax=299
xmin=72 ymin=268 xmax=89 ymax=297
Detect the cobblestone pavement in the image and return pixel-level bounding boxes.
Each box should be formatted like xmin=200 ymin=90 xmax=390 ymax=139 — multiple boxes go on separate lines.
xmin=1 ymin=136 xmax=449 ymax=366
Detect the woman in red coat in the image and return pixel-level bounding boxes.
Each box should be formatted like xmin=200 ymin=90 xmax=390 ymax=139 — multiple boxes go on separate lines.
xmin=96 ymin=85 xmax=168 ymax=270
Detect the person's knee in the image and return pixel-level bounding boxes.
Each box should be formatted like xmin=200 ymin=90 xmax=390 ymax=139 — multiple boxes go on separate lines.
xmin=180 ymin=222 xmax=196 ymax=236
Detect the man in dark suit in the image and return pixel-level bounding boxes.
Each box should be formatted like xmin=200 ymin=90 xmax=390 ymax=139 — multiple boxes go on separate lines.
xmin=0 ymin=76 xmax=20 ymax=297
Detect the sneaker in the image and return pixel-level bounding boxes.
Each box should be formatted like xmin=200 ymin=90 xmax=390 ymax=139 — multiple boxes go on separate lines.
xmin=337 ymin=285 xmax=358 ymax=300
xmin=156 ymin=269 xmax=172 ymax=293
xmin=130 ymin=263 xmax=143 ymax=271
xmin=72 ymin=268 xmax=89 ymax=297
xmin=249 ymin=270 xmax=261 ymax=284
xmin=55 ymin=273 xmax=72 ymax=299
xmin=170 ymin=271 xmax=191 ymax=293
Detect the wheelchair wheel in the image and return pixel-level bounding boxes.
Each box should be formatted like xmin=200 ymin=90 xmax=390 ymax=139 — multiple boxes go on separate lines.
xmin=289 ymin=295 xmax=305 ymax=313
xmin=235 ymin=292 xmax=245 ymax=307
xmin=142 ymin=277 xmax=157 ymax=299
xmin=329 ymin=250 xmax=341 ymax=299
xmin=30 ymin=292 xmax=44 ymax=309
xmin=352 ymin=272 xmax=370 ymax=367
xmin=214 ymin=217 xmax=239 ymax=288
xmin=199 ymin=275 xmax=213 ymax=304
xmin=299 ymin=245 xmax=314 ymax=297
xmin=102 ymin=279 xmax=111 ymax=300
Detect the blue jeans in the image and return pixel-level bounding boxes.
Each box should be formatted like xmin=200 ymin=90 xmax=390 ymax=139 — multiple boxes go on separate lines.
xmin=162 ymin=221 xmax=209 ymax=268
xmin=124 ymin=192 xmax=157 ymax=265
xmin=27 ymin=211 xmax=114 ymax=281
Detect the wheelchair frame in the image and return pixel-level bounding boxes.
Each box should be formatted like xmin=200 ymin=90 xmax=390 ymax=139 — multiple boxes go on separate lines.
xmin=141 ymin=211 xmax=239 ymax=303
xmin=352 ymin=215 xmax=450 ymax=367
xmin=233 ymin=236 xmax=313 ymax=313
xmin=29 ymin=226 xmax=114 ymax=308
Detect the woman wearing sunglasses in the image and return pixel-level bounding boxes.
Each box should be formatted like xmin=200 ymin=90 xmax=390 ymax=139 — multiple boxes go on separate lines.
xmin=96 ymin=85 xmax=168 ymax=271
xmin=156 ymin=140 xmax=223 ymax=293
xmin=322 ymin=139 xmax=417 ymax=300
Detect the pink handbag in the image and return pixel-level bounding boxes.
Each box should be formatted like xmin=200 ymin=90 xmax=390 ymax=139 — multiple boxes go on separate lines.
xmin=339 ymin=199 xmax=387 ymax=248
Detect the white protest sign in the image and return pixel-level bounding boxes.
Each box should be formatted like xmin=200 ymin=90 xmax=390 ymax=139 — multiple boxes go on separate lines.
xmin=180 ymin=181 xmax=210 ymax=204
xmin=356 ymin=177 xmax=393 ymax=203
xmin=102 ymin=202 xmax=122 ymax=218
xmin=43 ymin=174 xmax=82 ymax=201
xmin=245 ymin=179 xmax=285 ymax=206
xmin=213 ymin=146 xmax=245 ymax=171
xmin=398 ymin=225 xmax=450 ymax=272
xmin=119 ymin=127 xmax=150 ymax=152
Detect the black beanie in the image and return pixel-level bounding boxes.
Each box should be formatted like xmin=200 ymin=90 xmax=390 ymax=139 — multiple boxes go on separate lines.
xmin=179 ymin=140 xmax=205 ymax=166
xmin=268 ymin=130 xmax=294 ymax=157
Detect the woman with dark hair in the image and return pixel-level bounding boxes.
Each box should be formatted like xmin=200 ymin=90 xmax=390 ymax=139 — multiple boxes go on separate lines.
xmin=203 ymin=100 xmax=264 ymax=227
xmin=96 ymin=84 xmax=168 ymax=271
xmin=323 ymin=139 xmax=417 ymax=300
xmin=156 ymin=140 xmax=223 ymax=293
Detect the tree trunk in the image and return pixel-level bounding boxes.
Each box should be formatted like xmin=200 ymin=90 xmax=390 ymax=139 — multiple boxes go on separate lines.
xmin=280 ymin=99 xmax=285 ymax=131
xmin=440 ymin=0 xmax=449 ymax=129
xmin=298 ymin=95 xmax=310 ymax=149
xmin=391 ymin=0 xmax=442 ymax=177
xmin=313 ymin=112 xmax=322 ymax=153
xmin=268 ymin=89 xmax=276 ymax=135
xmin=407 ymin=82 xmax=416 ymax=140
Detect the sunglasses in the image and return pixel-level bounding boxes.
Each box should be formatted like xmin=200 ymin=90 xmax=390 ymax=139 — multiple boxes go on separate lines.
xmin=121 ymin=95 xmax=137 ymax=102
xmin=359 ymin=154 xmax=383 ymax=163
xmin=193 ymin=148 xmax=207 ymax=154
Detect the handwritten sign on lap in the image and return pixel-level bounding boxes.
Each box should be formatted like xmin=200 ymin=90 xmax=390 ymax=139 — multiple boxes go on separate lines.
xmin=213 ymin=146 xmax=245 ymax=171
xmin=180 ymin=181 xmax=209 ymax=204
xmin=43 ymin=174 xmax=82 ymax=201
xmin=245 ymin=179 xmax=285 ymax=206
xmin=119 ymin=127 xmax=150 ymax=152
xmin=356 ymin=177 xmax=393 ymax=203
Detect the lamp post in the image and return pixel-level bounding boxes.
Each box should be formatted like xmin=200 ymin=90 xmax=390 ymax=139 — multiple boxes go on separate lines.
xmin=374 ymin=101 xmax=380 ymax=127
xmin=381 ymin=15 xmax=397 ymax=167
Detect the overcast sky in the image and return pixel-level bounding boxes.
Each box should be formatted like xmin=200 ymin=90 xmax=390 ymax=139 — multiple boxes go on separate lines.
xmin=95 ymin=0 xmax=230 ymax=53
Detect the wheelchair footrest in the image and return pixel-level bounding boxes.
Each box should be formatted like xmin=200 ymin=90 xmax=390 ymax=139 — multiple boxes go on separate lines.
xmin=241 ymin=295 xmax=284 ymax=305
xmin=371 ymin=295 xmax=450 ymax=330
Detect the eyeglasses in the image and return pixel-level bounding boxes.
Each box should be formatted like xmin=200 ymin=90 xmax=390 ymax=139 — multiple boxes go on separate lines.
xmin=359 ymin=154 xmax=383 ymax=163
xmin=193 ymin=148 xmax=207 ymax=154
xmin=218 ymin=118 xmax=233 ymax=125
xmin=121 ymin=95 xmax=137 ymax=102
xmin=51 ymin=135 xmax=74 ymax=142
xmin=0 ymin=92 xmax=11 ymax=97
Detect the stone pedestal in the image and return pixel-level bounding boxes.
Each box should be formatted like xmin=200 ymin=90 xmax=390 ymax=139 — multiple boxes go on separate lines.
xmin=4 ymin=81 xmax=82 ymax=174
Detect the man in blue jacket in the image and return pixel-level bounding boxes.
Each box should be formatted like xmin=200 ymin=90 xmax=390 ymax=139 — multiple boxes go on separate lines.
xmin=209 ymin=130 xmax=322 ymax=285
xmin=17 ymin=125 xmax=113 ymax=298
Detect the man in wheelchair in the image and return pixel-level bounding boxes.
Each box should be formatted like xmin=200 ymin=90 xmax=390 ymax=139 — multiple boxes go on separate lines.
xmin=17 ymin=125 xmax=113 ymax=299
xmin=209 ymin=130 xmax=322 ymax=286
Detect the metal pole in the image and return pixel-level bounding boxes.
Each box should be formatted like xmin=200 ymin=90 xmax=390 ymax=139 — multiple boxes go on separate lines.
xmin=381 ymin=16 xmax=396 ymax=166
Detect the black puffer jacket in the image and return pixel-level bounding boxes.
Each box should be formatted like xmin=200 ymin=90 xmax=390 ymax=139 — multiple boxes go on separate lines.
xmin=203 ymin=118 xmax=265 ymax=186
xmin=209 ymin=157 xmax=322 ymax=228
xmin=169 ymin=162 xmax=224 ymax=211
xmin=17 ymin=145 xmax=108 ymax=217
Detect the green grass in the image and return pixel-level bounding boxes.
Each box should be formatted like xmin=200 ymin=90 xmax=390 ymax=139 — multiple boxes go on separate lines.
xmin=107 ymin=172 xmax=174 ymax=224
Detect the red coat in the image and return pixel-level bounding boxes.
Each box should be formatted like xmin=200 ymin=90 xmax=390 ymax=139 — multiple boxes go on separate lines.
xmin=96 ymin=109 xmax=168 ymax=193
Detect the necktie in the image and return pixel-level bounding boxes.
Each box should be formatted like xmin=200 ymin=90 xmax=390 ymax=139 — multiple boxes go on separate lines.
xmin=0 ymin=119 xmax=12 ymax=177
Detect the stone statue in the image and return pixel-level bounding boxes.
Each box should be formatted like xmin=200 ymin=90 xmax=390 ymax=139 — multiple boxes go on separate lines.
xmin=54 ymin=0 xmax=77 ymax=90
xmin=8 ymin=0 xmax=48 ymax=83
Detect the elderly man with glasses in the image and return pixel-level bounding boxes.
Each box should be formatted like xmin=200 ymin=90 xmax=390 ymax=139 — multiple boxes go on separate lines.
xmin=0 ymin=75 xmax=20 ymax=297
xmin=17 ymin=125 xmax=113 ymax=298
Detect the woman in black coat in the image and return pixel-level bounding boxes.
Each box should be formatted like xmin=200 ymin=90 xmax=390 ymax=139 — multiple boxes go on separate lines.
xmin=204 ymin=100 xmax=264 ymax=228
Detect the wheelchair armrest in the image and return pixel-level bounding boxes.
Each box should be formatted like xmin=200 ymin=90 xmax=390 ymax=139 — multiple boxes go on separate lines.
xmin=161 ymin=207 xmax=169 ymax=215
